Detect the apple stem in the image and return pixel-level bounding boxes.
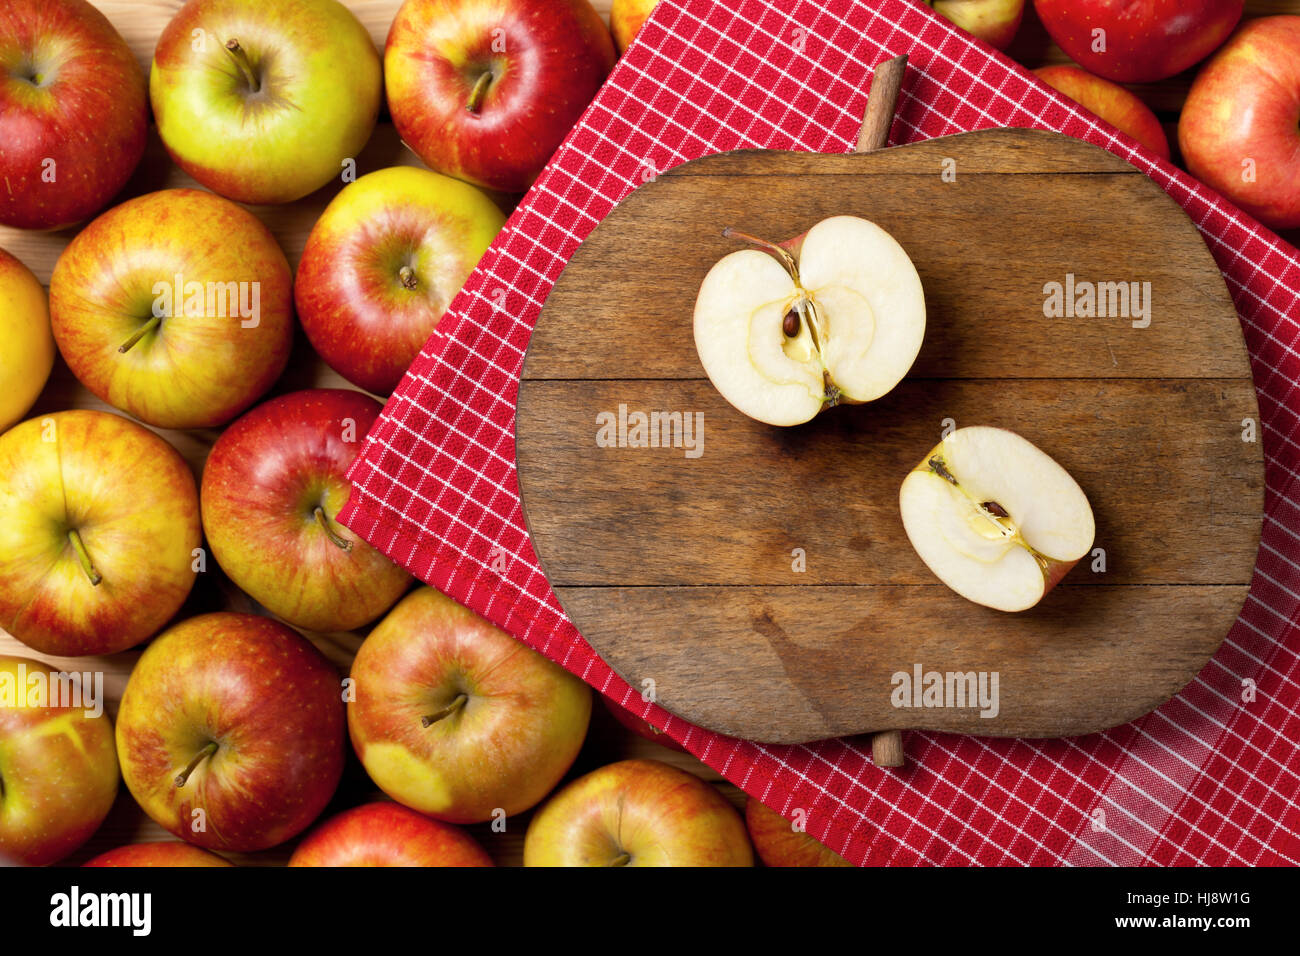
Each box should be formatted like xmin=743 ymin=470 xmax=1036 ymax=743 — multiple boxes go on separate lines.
xmin=398 ymin=266 xmax=418 ymax=290
xmin=175 ymin=741 xmax=218 ymax=788
xmin=67 ymin=529 xmax=102 ymax=586
xmin=465 ymin=71 xmax=493 ymax=114
xmin=721 ymin=227 xmax=800 ymax=284
xmin=118 ymin=315 xmax=161 ymax=354
xmin=609 ymin=852 xmax=632 ymax=867
xmin=224 ymin=39 xmax=261 ymax=94
xmin=314 ymin=506 xmax=353 ymax=552
xmin=421 ymin=693 xmax=468 ymax=727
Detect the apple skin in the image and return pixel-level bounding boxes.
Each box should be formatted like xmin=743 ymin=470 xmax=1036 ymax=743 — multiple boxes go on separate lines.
xmin=744 ymin=797 xmax=853 ymax=867
xmin=150 ymin=0 xmax=382 ymax=205
xmin=524 ymin=759 xmax=753 ymax=866
xmin=348 ymin=586 xmax=592 ymax=823
xmin=600 ymin=695 xmax=686 ymax=753
xmin=1180 ymin=16 xmax=1300 ymax=230
xmin=611 ymin=0 xmax=658 ymax=54
xmin=1033 ymin=0 xmax=1243 ymax=83
xmin=928 ymin=0 xmax=1025 ymax=51
xmin=0 ymin=410 xmax=200 ymax=657
xmin=201 ymin=389 xmax=411 ymax=632
xmin=385 ymin=0 xmax=616 ymax=193
xmin=1034 ymin=65 xmax=1170 ymax=160
xmin=0 ymin=0 xmax=147 ymax=230
xmin=115 ymin=613 xmax=346 ymax=853
xmin=289 ymin=802 xmax=494 ymax=867
xmin=0 ymin=656 xmax=119 ymax=867
xmin=84 ymin=842 xmax=233 ymax=867
xmin=49 ymin=188 xmax=293 ymax=430
xmin=0 ymin=248 xmax=53 ymax=431
xmin=295 ymin=167 xmax=505 ymax=395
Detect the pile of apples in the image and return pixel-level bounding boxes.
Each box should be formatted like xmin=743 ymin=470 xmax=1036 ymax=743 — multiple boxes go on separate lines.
xmin=0 ymin=0 xmax=849 ymax=867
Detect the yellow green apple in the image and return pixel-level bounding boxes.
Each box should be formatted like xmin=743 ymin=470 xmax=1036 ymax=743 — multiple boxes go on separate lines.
xmin=611 ymin=0 xmax=658 ymax=54
xmin=1035 ymin=65 xmax=1170 ymax=160
xmin=0 ymin=248 xmax=53 ymax=432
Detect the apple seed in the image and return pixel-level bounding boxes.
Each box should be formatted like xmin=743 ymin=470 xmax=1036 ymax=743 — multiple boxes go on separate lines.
xmin=782 ymin=309 xmax=800 ymax=337
xmin=982 ymin=501 xmax=1010 ymax=518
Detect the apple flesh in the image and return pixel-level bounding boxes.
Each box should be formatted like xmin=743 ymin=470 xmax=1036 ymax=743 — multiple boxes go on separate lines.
xmin=295 ymin=166 xmax=506 ymax=395
xmin=348 ymin=586 xmax=592 ymax=823
xmin=1180 ymin=16 xmax=1300 ymax=231
xmin=289 ymin=802 xmax=494 ymax=867
xmin=0 ymin=0 xmax=147 ymax=230
xmin=384 ymin=0 xmax=616 ymax=193
xmin=694 ymin=215 xmax=926 ymax=426
xmin=1035 ymin=65 xmax=1170 ymax=160
xmin=84 ymin=842 xmax=233 ymax=867
xmin=0 ymin=248 xmax=54 ymax=431
xmin=0 ymin=410 xmax=200 ymax=657
xmin=524 ymin=759 xmax=753 ymax=866
xmin=0 ymin=656 xmax=119 ymax=866
xmin=899 ymin=426 xmax=1094 ymax=612
xmin=927 ymin=0 xmax=1025 ymax=51
xmin=150 ymin=0 xmax=382 ymax=205
xmin=744 ymin=797 xmax=853 ymax=867
xmin=49 ymin=188 xmax=293 ymax=429
xmin=611 ymin=0 xmax=659 ymax=54
xmin=1033 ymin=0 xmax=1242 ymax=83
xmin=116 ymin=612 xmax=346 ymax=853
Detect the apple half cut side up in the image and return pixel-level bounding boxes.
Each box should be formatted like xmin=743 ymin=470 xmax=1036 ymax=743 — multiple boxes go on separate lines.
xmin=899 ymin=426 xmax=1096 ymax=613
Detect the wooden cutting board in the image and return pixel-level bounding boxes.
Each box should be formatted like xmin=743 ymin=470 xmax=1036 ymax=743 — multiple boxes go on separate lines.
xmin=516 ymin=125 xmax=1265 ymax=747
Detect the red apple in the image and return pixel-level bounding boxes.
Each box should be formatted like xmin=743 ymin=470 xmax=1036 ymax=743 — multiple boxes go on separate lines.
xmin=744 ymin=797 xmax=853 ymax=867
xmin=600 ymin=695 xmax=686 ymax=753
xmin=0 ymin=247 xmax=54 ymax=431
xmin=0 ymin=0 xmax=147 ymax=230
xmin=524 ymin=759 xmax=753 ymax=866
xmin=84 ymin=842 xmax=233 ymax=867
xmin=1033 ymin=0 xmax=1243 ymax=83
xmin=0 ymin=410 xmax=200 ymax=657
xmin=289 ymin=802 xmax=494 ymax=867
xmin=0 ymin=656 xmax=119 ymax=866
xmin=115 ymin=612 xmax=346 ymax=853
xmin=927 ymin=1 xmax=1025 ymax=51
xmin=295 ymin=166 xmax=505 ymax=395
xmin=1035 ymin=65 xmax=1170 ymax=159
xmin=384 ymin=0 xmax=616 ymax=193
xmin=49 ymin=188 xmax=293 ymax=429
xmin=348 ymin=586 xmax=592 ymax=823
xmin=201 ymin=389 xmax=411 ymax=632
xmin=610 ymin=0 xmax=658 ymax=54
xmin=1180 ymin=16 xmax=1300 ymax=230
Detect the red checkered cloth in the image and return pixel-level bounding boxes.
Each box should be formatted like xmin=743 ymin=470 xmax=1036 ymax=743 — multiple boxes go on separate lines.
xmin=338 ymin=0 xmax=1300 ymax=865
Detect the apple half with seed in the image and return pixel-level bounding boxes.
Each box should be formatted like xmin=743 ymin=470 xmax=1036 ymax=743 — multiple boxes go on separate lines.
xmin=899 ymin=426 xmax=1095 ymax=612
xmin=693 ymin=215 xmax=925 ymax=426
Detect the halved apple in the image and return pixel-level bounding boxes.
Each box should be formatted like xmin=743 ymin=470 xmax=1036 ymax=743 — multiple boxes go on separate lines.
xmin=899 ymin=426 xmax=1095 ymax=612
xmin=693 ymin=215 xmax=926 ymax=426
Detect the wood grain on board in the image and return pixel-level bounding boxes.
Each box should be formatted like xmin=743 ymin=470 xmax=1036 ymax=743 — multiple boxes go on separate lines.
xmin=516 ymin=128 xmax=1265 ymax=745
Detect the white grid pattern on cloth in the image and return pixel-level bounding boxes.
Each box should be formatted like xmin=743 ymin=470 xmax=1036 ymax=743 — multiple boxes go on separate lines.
xmin=338 ymin=0 xmax=1300 ymax=866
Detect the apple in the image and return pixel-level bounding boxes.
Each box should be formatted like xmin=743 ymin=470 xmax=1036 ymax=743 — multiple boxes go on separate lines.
xmin=611 ymin=0 xmax=658 ymax=54
xmin=48 ymin=188 xmax=293 ymax=429
xmin=600 ymin=695 xmax=686 ymax=753
xmin=1033 ymin=0 xmax=1242 ymax=83
xmin=149 ymin=0 xmax=381 ymax=205
xmin=385 ymin=0 xmax=616 ymax=193
xmin=0 ymin=0 xmax=147 ymax=230
xmin=84 ymin=842 xmax=233 ymax=867
xmin=926 ymin=1 xmax=1025 ymax=51
xmin=289 ymin=802 xmax=494 ymax=867
xmin=694 ymin=215 xmax=926 ymax=426
xmin=116 ymin=612 xmax=345 ymax=853
xmin=0 ymin=411 xmax=200 ymax=657
xmin=201 ymin=389 xmax=411 ymax=632
xmin=523 ymin=759 xmax=753 ymax=866
xmin=744 ymin=797 xmax=852 ymax=867
xmin=1180 ymin=16 xmax=1300 ymax=231
xmin=348 ymin=586 xmax=592 ymax=823
xmin=0 ymin=248 xmax=53 ymax=431
xmin=295 ymin=167 xmax=506 ymax=395
xmin=0 ymin=656 xmax=119 ymax=866
xmin=899 ymin=426 xmax=1094 ymax=612
xmin=1035 ymin=65 xmax=1170 ymax=160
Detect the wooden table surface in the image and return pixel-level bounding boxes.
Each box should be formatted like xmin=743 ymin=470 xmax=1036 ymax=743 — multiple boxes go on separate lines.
xmin=1 ymin=0 xmax=1289 ymax=868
